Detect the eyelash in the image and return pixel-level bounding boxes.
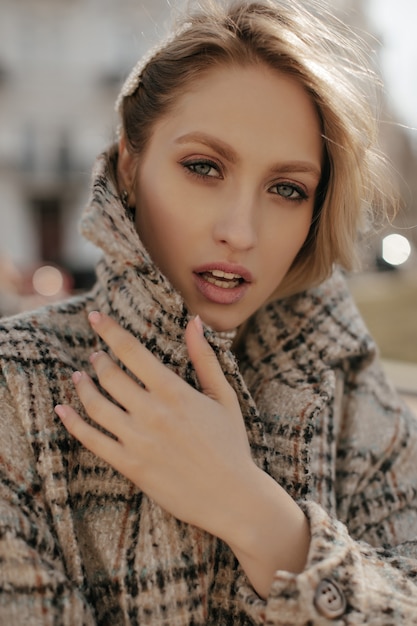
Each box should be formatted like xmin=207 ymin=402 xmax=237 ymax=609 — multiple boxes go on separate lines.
xmin=181 ymin=159 xmax=309 ymax=202
xmin=269 ymin=182 xmax=308 ymax=202
xmin=182 ymin=159 xmax=222 ymax=180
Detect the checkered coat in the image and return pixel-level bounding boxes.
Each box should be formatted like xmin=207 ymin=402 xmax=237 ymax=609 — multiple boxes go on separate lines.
xmin=1 ymin=148 xmax=417 ymax=625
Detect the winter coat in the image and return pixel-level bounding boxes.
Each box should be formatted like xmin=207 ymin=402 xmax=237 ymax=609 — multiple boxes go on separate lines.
xmin=1 ymin=147 xmax=417 ymax=625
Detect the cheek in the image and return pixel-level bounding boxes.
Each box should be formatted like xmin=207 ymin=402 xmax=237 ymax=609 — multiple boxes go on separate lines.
xmin=297 ymin=214 xmax=314 ymax=249
xmin=289 ymin=208 xmax=315 ymax=253
xmin=262 ymin=211 xmax=313 ymax=281
xmin=135 ymin=180 xmax=172 ymax=240
xmin=135 ymin=192 xmax=193 ymax=273
xmin=269 ymin=210 xmax=313 ymax=253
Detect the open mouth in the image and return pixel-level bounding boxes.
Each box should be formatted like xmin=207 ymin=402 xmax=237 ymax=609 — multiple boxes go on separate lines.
xmin=193 ymin=263 xmax=252 ymax=305
xmin=199 ymin=269 xmax=245 ymax=289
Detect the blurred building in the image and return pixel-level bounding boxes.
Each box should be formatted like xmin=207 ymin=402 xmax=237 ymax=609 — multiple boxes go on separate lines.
xmin=0 ymin=0 xmax=176 ymax=289
xmin=0 ymin=0 xmax=416 ymax=292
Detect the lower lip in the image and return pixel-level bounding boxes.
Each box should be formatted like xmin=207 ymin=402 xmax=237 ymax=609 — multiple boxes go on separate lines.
xmin=193 ymin=273 xmax=250 ymax=305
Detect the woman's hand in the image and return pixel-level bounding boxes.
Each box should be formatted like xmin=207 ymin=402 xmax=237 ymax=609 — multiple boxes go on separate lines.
xmin=56 ymin=311 xmax=254 ymax=538
xmin=55 ymin=311 xmax=310 ymax=597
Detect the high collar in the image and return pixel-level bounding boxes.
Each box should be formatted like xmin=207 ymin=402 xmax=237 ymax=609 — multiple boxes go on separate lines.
xmin=79 ymin=146 xmax=236 ymax=353
xmin=79 ymin=146 xmax=373 ymax=365
xmin=244 ymin=269 xmax=376 ymax=375
xmin=78 ymin=146 xmax=377 ymax=501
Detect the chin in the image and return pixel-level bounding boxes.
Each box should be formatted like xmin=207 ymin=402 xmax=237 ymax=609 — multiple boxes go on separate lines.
xmin=199 ymin=311 xmax=244 ymax=334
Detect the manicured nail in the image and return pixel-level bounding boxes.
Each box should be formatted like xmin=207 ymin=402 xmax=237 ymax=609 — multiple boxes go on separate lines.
xmin=72 ymin=371 xmax=82 ymax=384
xmin=194 ymin=315 xmax=204 ymax=336
xmin=88 ymin=311 xmax=102 ymax=326
xmin=54 ymin=405 xmax=67 ymax=420
xmin=89 ymin=351 xmax=101 ymax=363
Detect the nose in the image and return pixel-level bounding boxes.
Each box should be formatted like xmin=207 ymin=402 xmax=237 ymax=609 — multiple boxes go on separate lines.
xmin=213 ymin=194 xmax=258 ymax=252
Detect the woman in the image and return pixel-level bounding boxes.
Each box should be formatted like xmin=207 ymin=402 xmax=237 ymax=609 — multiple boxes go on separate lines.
xmin=1 ymin=1 xmax=416 ymax=623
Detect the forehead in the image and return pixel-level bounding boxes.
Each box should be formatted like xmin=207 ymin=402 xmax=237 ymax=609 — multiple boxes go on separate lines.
xmin=148 ymin=63 xmax=323 ymax=168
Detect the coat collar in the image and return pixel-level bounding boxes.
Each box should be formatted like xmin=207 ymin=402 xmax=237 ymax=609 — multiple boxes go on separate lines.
xmin=80 ymin=146 xmax=376 ymax=505
xmin=245 ymin=270 xmax=375 ymax=373
xmin=80 ymin=146 xmax=373 ymax=365
xmin=239 ymin=272 xmax=376 ymax=506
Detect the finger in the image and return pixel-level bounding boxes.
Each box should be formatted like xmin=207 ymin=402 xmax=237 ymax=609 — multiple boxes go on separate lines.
xmin=89 ymin=350 xmax=149 ymax=411
xmin=55 ymin=404 xmax=126 ymax=469
xmin=88 ymin=311 xmax=172 ymax=391
xmin=72 ymin=370 xmax=128 ymax=437
xmin=185 ymin=317 xmax=236 ymax=404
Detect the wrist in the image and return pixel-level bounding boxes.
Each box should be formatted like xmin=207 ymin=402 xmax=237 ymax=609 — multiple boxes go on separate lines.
xmin=221 ymin=465 xmax=310 ymax=597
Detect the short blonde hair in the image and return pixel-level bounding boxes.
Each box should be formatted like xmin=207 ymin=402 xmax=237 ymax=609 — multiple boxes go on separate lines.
xmin=119 ymin=0 xmax=395 ymax=297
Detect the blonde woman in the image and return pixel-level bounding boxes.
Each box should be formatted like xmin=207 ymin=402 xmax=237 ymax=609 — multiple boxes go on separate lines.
xmin=1 ymin=1 xmax=416 ymax=623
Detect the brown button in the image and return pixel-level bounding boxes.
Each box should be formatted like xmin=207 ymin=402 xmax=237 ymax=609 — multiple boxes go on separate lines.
xmin=314 ymin=578 xmax=346 ymax=619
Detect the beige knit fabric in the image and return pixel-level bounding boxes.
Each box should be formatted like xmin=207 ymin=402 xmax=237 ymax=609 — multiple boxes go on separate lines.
xmin=0 ymin=147 xmax=417 ymax=624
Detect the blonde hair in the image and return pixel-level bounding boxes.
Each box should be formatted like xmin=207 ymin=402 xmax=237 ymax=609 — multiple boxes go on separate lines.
xmin=119 ymin=0 xmax=395 ymax=297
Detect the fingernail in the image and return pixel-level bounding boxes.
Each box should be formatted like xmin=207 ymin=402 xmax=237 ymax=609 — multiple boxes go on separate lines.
xmin=88 ymin=311 xmax=102 ymax=326
xmin=54 ymin=405 xmax=67 ymax=419
xmin=194 ymin=315 xmax=204 ymax=336
xmin=89 ymin=351 xmax=101 ymax=363
xmin=72 ymin=371 xmax=82 ymax=384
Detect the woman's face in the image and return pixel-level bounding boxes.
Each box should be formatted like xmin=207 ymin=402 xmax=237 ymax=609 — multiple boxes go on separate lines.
xmin=121 ymin=64 xmax=322 ymax=332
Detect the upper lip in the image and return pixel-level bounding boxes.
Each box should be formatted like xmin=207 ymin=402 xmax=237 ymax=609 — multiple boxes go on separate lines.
xmin=193 ymin=262 xmax=253 ymax=283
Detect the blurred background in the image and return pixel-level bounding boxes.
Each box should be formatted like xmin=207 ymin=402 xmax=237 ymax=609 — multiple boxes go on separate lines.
xmin=0 ymin=0 xmax=416 ymax=380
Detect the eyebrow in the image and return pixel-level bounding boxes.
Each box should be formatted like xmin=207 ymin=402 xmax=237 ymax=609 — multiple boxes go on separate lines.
xmin=175 ymin=132 xmax=238 ymax=164
xmin=174 ymin=131 xmax=322 ymax=181
xmin=270 ymin=162 xmax=322 ymax=182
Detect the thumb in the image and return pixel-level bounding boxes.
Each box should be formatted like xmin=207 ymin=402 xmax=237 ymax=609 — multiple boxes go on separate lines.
xmin=185 ymin=316 xmax=234 ymax=404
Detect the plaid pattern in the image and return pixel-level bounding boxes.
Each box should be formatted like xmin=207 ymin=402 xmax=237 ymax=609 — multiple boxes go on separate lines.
xmin=0 ymin=147 xmax=416 ymax=624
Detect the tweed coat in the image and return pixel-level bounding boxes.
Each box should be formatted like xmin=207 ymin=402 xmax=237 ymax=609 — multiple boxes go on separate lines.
xmin=1 ymin=148 xmax=417 ymax=625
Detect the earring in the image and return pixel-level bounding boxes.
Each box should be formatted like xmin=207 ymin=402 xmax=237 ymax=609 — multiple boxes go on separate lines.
xmin=121 ymin=189 xmax=129 ymax=209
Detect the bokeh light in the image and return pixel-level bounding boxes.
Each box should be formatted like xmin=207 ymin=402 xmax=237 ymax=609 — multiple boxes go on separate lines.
xmin=32 ymin=265 xmax=64 ymax=297
xmin=382 ymin=234 xmax=412 ymax=266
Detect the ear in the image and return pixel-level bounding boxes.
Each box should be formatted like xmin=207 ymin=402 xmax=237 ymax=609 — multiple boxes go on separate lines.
xmin=117 ymin=134 xmax=137 ymax=204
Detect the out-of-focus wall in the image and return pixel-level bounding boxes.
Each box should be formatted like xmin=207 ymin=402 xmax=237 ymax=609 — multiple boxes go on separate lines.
xmin=0 ymin=0 xmax=178 ymax=276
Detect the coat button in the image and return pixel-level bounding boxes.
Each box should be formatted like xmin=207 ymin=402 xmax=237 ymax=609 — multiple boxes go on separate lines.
xmin=314 ymin=578 xmax=346 ymax=619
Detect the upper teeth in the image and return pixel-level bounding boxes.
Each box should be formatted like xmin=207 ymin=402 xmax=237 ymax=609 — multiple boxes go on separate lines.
xmin=210 ymin=270 xmax=241 ymax=280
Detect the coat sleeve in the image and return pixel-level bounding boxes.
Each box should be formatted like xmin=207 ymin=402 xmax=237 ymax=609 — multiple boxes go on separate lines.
xmin=236 ymin=355 xmax=417 ymax=624
xmin=0 ymin=373 xmax=97 ymax=625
